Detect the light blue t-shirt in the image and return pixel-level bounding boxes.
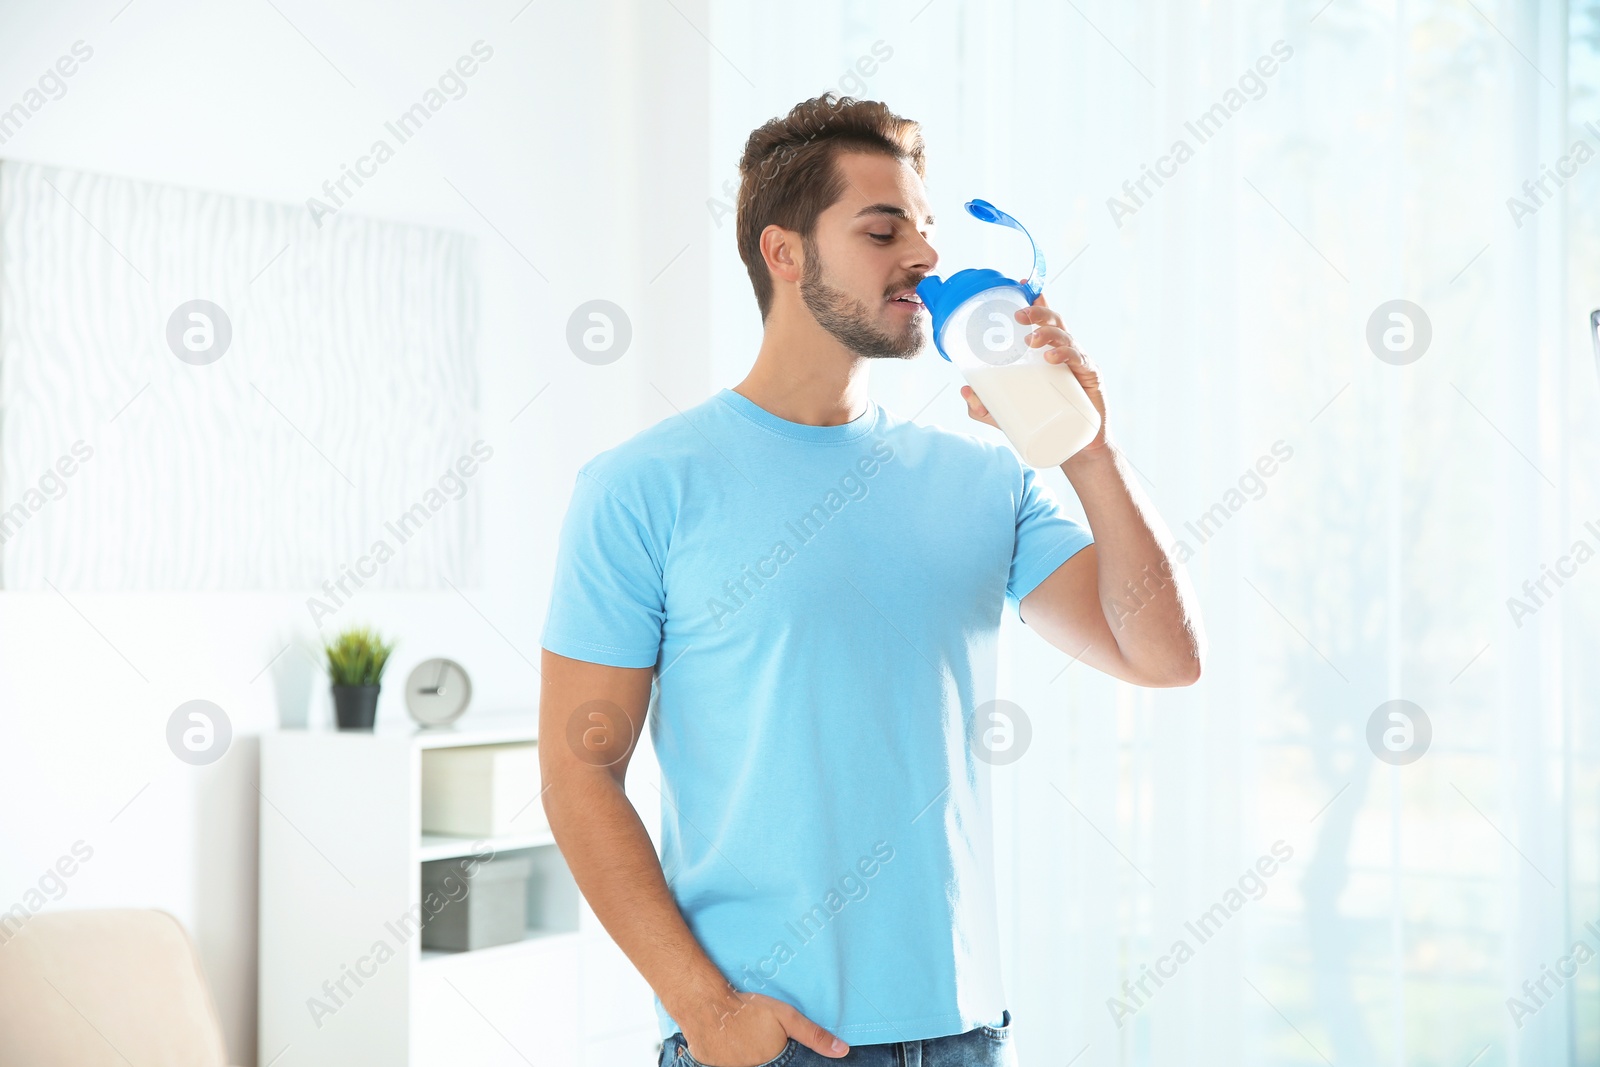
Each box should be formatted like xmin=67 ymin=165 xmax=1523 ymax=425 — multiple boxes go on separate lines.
xmin=540 ymin=387 xmax=1093 ymax=1045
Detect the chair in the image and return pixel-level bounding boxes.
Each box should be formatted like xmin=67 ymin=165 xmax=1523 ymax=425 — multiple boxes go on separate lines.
xmin=0 ymin=908 xmax=238 ymax=1066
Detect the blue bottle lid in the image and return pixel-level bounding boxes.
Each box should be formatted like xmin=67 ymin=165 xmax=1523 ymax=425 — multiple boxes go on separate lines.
xmin=914 ymin=199 xmax=1047 ymax=361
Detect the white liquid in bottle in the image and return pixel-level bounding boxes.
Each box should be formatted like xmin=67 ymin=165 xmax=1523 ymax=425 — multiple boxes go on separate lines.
xmin=963 ymin=362 xmax=1100 ymax=467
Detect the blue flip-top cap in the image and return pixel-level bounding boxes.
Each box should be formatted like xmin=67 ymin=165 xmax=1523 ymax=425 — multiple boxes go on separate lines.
xmin=914 ymin=199 xmax=1047 ymax=362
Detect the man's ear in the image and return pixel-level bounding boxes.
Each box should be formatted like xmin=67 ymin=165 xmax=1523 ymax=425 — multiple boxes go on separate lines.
xmin=761 ymin=225 xmax=803 ymax=285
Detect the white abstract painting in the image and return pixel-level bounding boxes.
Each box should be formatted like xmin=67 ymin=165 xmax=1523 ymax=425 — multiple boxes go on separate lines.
xmin=0 ymin=160 xmax=480 ymax=592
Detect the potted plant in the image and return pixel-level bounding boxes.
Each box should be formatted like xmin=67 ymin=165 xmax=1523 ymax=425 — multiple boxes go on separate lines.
xmin=323 ymin=625 xmax=396 ymax=731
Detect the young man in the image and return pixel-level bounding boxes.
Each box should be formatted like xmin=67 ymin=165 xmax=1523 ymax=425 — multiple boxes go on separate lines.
xmin=539 ymin=94 xmax=1204 ymax=1067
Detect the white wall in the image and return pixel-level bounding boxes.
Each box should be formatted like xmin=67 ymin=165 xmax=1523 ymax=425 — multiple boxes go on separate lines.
xmin=0 ymin=1 xmax=709 ymax=1061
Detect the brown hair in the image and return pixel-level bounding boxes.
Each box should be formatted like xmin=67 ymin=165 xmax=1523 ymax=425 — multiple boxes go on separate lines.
xmin=735 ymin=93 xmax=926 ymax=321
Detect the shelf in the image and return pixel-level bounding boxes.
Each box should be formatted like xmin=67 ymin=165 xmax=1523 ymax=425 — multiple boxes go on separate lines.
xmin=404 ymin=711 xmax=539 ymax=748
xmin=419 ymin=926 xmax=581 ymax=967
xmin=418 ymin=830 xmax=557 ymax=862
xmin=260 ymin=715 xmax=583 ymax=1066
xmin=269 ymin=710 xmax=540 ymax=748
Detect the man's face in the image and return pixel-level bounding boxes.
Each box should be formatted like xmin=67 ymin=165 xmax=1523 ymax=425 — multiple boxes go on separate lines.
xmin=796 ymin=151 xmax=938 ymax=360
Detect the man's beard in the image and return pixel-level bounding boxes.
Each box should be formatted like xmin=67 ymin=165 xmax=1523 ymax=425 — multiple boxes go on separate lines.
xmin=798 ymin=241 xmax=925 ymax=359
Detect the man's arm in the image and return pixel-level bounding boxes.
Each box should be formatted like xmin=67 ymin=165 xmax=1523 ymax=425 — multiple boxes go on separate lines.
xmin=961 ymin=292 xmax=1205 ymax=688
xmin=1019 ymin=444 xmax=1205 ymax=687
xmin=538 ymin=649 xmax=744 ymax=1032
xmin=538 ymin=649 xmax=849 ymax=1063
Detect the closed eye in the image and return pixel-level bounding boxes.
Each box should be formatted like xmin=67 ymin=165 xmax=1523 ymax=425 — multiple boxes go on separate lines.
xmin=868 ymin=233 xmax=893 ymax=241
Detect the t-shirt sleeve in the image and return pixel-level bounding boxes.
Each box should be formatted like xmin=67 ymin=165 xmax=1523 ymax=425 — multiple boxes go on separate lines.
xmin=540 ymin=469 xmax=666 ymax=669
xmin=1006 ymin=462 xmax=1094 ymax=622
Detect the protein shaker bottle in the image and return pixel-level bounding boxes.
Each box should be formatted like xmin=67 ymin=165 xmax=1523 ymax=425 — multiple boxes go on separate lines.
xmin=916 ymin=199 xmax=1100 ymax=468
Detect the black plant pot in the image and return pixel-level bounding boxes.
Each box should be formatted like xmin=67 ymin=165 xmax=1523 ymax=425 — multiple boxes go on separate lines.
xmin=331 ymin=684 xmax=380 ymax=730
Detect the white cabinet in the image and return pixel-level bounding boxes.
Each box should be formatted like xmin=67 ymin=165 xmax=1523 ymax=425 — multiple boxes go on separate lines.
xmin=413 ymin=936 xmax=582 ymax=1065
xmin=259 ymin=713 xmax=586 ymax=1066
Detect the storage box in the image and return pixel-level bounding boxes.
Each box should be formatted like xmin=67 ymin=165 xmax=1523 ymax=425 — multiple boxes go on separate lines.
xmin=420 ymin=742 xmax=545 ymax=837
xmin=420 ymin=853 xmax=534 ymax=951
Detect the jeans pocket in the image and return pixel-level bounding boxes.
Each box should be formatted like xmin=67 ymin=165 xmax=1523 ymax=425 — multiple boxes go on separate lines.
xmin=979 ymin=1009 xmax=1013 ymax=1039
xmin=675 ymin=1034 xmax=800 ymax=1067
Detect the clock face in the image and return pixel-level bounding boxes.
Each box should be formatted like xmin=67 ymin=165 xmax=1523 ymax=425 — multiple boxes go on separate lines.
xmin=404 ymin=658 xmax=472 ymax=727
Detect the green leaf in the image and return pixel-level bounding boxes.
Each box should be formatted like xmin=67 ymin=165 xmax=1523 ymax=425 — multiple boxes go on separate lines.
xmin=322 ymin=624 xmax=397 ymax=687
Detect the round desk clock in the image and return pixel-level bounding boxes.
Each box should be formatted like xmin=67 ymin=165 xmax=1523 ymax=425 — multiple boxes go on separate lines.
xmin=404 ymin=657 xmax=472 ymax=727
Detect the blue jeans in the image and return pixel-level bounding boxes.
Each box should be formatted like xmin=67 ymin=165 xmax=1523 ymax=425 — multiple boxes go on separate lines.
xmin=657 ymin=1010 xmax=1018 ymax=1067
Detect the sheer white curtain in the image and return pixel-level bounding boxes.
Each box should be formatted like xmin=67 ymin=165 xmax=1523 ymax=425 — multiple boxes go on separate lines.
xmin=706 ymin=1 xmax=1595 ymax=1064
